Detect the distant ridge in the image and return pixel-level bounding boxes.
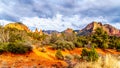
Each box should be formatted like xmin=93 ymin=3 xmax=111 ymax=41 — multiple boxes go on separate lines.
xmin=3 ymin=22 xmax=120 ymax=36
xmin=43 ymin=30 xmax=59 ymax=34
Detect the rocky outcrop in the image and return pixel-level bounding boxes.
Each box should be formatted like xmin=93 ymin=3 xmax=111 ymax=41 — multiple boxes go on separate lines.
xmin=4 ymin=22 xmax=30 ymax=32
xmin=34 ymin=28 xmax=43 ymax=35
xmin=78 ymin=21 xmax=120 ymax=36
xmin=103 ymin=24 xmax=120 ymax=36
xmin=64 ymin=28 xmax=73 ymax=33
xmin=34 ymin=28 xmax=39 ymax=33
xmin=39 ymin=29 xmax=43 ymax=35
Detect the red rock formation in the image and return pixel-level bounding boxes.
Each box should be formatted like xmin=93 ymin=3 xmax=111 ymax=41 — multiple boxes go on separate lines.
xmin=34 ymin=28 xmax=43 ymax=35
xmin=65 ymin=28 xmax=73 ymax=33
xmin=103 ymin=24 xmax=120 ymax=36
xmin=79 ymin=21 xmax=120 ymax=36
xmin=5 ymin=22 xmax=30 ymax=32
xmin=34 ymin=28 xmax=39 ymax=33
xmin=39 ymin=29 xmax=43 ymax=35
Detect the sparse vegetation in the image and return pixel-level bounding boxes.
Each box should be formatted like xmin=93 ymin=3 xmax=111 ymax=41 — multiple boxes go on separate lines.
xmin=55 ymin=49 xmax=64 ymax=60
xmin=6 ymin=42 xmax=32 ymax=54
xmin=0 ymin=22 xmax=120 ymax=67
xmin=81 ymin=47 xmax=99 ymax=61
xmin=74 ymin=54 xmax=120 ymax=68
xmin=0 ymin=25 xmax=32 ymax=54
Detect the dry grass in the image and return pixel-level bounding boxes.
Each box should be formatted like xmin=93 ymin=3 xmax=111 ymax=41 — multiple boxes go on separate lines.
xmin=74 ymin=54 xmax=120 ymax=68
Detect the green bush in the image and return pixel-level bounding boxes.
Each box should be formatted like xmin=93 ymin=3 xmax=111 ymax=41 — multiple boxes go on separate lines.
xmin=55 ymin=40 xmax=66 ymax=50
xmin=6 ymin=42 xmax=32 ymax=54
xmin=74 ymin=55 xmax=81 ymax=61
xmin=91 ymin=28 xmax=109 ymax=49
xmin=88 ymin=47 xmax=99 ymax=61
xmin=91 ymin=43 xmax=98 ymax=48
xmin=50 ymin=32 xmax=58 ymax=44
xmin=116 ymin=44 xmax=120 ymax=52
xmin=102 ymin=43 xmax=108 ymax=49
xmin=51 ymin=44 xmax=57 ymax=50
xmin=74 ymin=41 xmax=83 ymax=48
xmin=0 ymin=43 xmax=9 ymax=54
xmin=5 ymin=28 xmax=29 ymax=42
xmin=65 ymin=54 xmax=73 ymax=60
xmin=0 ymin=47 xmax=4 ymax=54
xmin=77 ymin=36 xmax=88 ymax=47
xmin=81 ymin=48 xmax=89 ymax=60
xmin=51 ymin=40 xmax=75 ymax=50
xmin=81 ymin=47 xmax=99 ymax=61
xmin=65 ymin=42 xmax=75 ymax=50
xmin=55 ymin=49 xmax=64 ymax=60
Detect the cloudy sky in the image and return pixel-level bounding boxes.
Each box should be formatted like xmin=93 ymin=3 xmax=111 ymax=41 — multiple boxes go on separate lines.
xmin=0 ymin=0 xmax=120 ymax=31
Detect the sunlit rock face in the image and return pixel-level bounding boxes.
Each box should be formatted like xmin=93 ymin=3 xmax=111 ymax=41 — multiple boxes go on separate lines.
xmin=5 ymin=22 xmax=30 ymax=32
xmin=78 ymin=21 xmax=120 ymax=36
xmin=34 ymin=28 xmax=43 ymax=35
xmin=64 ymin=28 xmax=73 ymax=33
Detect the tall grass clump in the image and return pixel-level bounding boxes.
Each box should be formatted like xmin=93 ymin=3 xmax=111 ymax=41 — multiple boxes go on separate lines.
xmin=74 ymin=54 xmax=120 ymax=68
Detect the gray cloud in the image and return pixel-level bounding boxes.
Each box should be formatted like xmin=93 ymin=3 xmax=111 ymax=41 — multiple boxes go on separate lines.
xmin=0 ymin=0 xmax=120 ymax=19
xmin=0 ymin=0 xmax=120 ymax=30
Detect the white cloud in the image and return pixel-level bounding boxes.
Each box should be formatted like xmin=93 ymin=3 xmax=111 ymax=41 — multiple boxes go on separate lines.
xmin=0 ymin=0 xmax=120 ymax=31
xmin=0 ymin=20 xmax=12 ymax=26
xmin=0 ymin=13 xmax=119 ymax=31
xmin=111 ymin=23 xmax=120 ymax=29
xmin=20 ymin=14 xmax=110 ymax=31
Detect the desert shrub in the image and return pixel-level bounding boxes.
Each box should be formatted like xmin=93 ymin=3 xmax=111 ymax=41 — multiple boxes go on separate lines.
xmin=0 ymin=46 xmax=4 ymax=54
xmin=4 ymin=28 xmax=29 ymax=42
xmin=41 ymin=36 xmax=50 ymax=45
xmin=6 ymin=42 xmax=32 ymax=54
xmin=108 ymin=36 xmax=117 ymax=49
xmin=28 ymin=32 xmax=46 ymax=41
xmin=65 ymin=42 xmax=75 ymax=50
xmin=81 ymin=47 xmax=99 ymax=61
xmin=40 ymin=47 xmax=46 ymax=52
xmin=77 ymin=36 xmax=88 ymax=47
xmin=50 ymin=32 xmax=58 ymax=44
xmin=51 ymin=44 xmax=57 ymax=50
xmin=88 ymin=47 xmax=99 ymax=61
xmin=102 ymin=43 xmax=109 ymax=50
xmin=55 ymin=49 xmax=64 ymax=60
xmin=55 ymin=40 xmax=66 ymax=50
xmin=74 ymin=54 xmax=81 ymax=61
xmin=0 ymin=48 xmax=4 ymax=54
xmin=91 ymin=43 xmax=98 ymax=48
xmin=116 ymin=44 xmax=120 ymax=52
xmin=30 ymin=32 xmax=41 ymax=40
xmin=51 ymin=40 xmax=75 ymax=50
xmin=81 ymin=48 xmax=89 ymax=60
xmin=0 ymin=43 xmax=9 ymax=54
xmin=74 ymin=41 xmax=83 ymax=48
xmin=65 ymin=54 xmax=73 ymax=60
xmin=91 ymin=28 xmax=109 ymax=49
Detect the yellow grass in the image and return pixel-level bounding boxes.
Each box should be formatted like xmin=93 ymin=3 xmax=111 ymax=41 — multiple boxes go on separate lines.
xmin=74 ymin=54 xmax=120 ymax=68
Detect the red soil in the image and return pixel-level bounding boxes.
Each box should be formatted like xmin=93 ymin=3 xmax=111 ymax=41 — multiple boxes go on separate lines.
xmin=0 ymin=47 xmax=119 ymax=68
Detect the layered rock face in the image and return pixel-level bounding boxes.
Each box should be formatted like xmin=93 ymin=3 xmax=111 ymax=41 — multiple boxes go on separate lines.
xmin=79 ymin=21 xmax=120 ymax=36
xmin=103 ymin=24 xmax=120 ymax=36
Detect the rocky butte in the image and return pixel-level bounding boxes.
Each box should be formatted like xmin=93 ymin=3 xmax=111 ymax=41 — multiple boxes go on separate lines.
xmin=78 ymin=21 xmax=120 ymax=36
